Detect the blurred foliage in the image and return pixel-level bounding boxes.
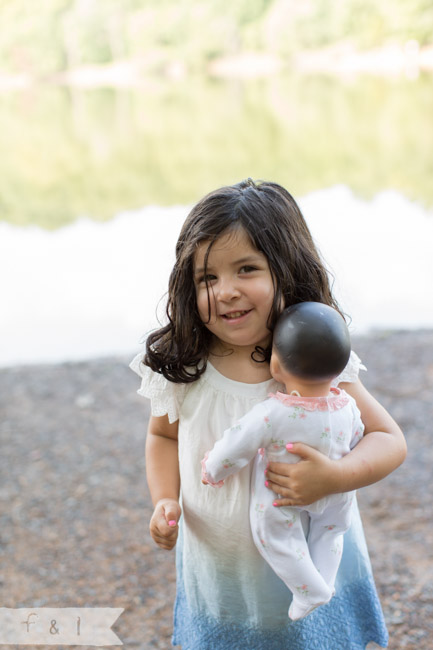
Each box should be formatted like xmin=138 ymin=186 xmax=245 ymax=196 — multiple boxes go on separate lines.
xmin=1 ymin=1 xmax=431 ymax=227
xmin=283 ymin=0 xmax=433 ymax=51
xmin=0 ymin=0 xmax=432 ymax=76
xmin=1 ymin=73 xmax=432 ymax=228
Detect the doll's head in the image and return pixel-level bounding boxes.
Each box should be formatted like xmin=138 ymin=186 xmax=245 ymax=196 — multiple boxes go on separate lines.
xmin=271 ymin=302 xmax=351 ymax=384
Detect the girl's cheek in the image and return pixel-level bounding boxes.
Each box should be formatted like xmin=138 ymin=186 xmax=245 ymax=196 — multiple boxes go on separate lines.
xmin=196 ymin=288 xmax=216 ymax=323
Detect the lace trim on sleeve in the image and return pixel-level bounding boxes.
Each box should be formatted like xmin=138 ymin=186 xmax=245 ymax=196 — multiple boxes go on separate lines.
xmin=332 ymin=350 xmax=367 ymax=387
xmin=129 ymin=353 xmax=185 ymax=423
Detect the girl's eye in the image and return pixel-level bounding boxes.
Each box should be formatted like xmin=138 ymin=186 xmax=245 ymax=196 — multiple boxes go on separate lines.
xmin=240 ymin=265 xmax=257 ymax=273
xmin=198 ymin=274 xmax=217 ymax=284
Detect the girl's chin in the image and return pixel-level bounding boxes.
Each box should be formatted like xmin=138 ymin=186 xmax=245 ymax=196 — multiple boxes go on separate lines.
xmin=211 ymin=334 xmax=271 ymax=353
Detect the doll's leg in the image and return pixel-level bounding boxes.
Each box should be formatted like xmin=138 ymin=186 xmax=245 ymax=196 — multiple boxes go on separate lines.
xmin=308 ymin=496 xmax=353 ymax=589
xmin=251 ymin=500 xmax=333 ymax=620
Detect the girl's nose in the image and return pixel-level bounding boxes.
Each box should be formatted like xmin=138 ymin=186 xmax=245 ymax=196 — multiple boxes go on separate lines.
xmin=217 ymin=278 xmax=240 ymax=301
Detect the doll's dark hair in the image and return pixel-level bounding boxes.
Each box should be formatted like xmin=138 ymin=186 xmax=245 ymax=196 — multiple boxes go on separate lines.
xmin=273 ymin=302 xmax=351 ymax=381
xmin=145 ymin=179 xmax=343 ymax=383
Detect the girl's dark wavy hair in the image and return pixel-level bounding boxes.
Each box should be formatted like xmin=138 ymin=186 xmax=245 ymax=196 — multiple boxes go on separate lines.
xmin=145 ymin=179 xmax=342 ymax=383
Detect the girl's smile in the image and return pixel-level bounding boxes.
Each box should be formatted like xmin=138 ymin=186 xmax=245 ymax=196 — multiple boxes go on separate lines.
xmin=221 ymin=309 xmax=251 ymax=321
xmin=194 ymin=228 xmax=275 ymax=354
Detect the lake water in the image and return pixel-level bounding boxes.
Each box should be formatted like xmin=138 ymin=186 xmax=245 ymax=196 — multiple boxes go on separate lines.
xmin=1 ymin=185 xmax=432 ymax=367
xmin=2 ymin=74 xmax=432 ymax=229
xmin=1 ymin=73 xmax=432 ymax=366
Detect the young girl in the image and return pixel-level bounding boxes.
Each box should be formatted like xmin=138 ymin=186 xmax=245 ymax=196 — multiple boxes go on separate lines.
xmin=130 ymin=179 xmax=406 ymax=649
xmin=202 ymin=302 xmax=364 ymax=621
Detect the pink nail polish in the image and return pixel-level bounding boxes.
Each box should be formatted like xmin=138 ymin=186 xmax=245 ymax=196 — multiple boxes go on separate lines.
xmin=286 ymin=443 xmax=293 ymax=450
xmin=168 ymin=520 xmax=176 ymax=527
xmin=264 ymin=480 xmax=269 ymax=487
xmin=273 ymin=501 xmax=278 ymax=507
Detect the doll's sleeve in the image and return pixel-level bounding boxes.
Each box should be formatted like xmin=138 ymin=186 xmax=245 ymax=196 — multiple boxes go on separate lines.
xmin=201 ymin=401 xmax=271 ymax=487
xmin=129 ymin=352 xmax=186 ymax=424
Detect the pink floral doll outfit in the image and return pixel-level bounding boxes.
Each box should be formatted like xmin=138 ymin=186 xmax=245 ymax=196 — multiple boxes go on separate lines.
xmin=202 ymin=387 xmax=364 ymax=620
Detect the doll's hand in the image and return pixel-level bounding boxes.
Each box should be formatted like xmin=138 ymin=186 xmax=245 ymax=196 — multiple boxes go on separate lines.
xmin=149 ymin=498 xmax=182 ymax=550
xmin=265 ymin=443 xmax=341 ymax=507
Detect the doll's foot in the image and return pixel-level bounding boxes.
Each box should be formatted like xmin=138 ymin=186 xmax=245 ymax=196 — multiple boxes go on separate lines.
xmin=288 ymin=590 xmax=334 ymax=621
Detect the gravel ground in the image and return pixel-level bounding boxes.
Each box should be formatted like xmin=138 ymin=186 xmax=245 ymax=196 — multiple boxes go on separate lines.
xmin=1 ymin=330 xmax=432 ymax=649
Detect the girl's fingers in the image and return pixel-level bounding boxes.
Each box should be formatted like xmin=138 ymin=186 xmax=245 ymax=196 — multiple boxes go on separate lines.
xmin=272 ymin=497 xmax=296 ymax=508
xmin=265 ymin=448 xmax=336 ymax=505
xmin=156 ymin=533 xmax=178 ymax=550
xmin=265 ymin=478 xmax=297 ymax=506
xmin=163 ymin=499 xmax=182 ymax=525
xmin=155 ymin=538 xmax=176 ymax=550
xmin=149 ymin=499 xmax=182 ymax=549
xmin=265 ymin=468 xmax=292 ymax=490
xmin=265 ymin=478 xmax=306 ymax=506
xmin=151 ymin=520 xmax=178 ymax=540
xmin=264 ymin=468 xmax=310 ymax=506
xmin=151 ymin=525 xmax=179 ymax=550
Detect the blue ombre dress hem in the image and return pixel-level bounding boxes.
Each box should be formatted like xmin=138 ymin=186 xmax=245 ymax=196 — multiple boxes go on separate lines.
xmin=172 ymin=503 xmax=389 ymax=650
xmin=173 ymin=576 xmax=388 ymax=650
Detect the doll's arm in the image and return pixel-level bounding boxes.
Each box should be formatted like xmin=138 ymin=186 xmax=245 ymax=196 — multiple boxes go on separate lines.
xmin=146 ymin=415 xmax=181 ymax=550
xmin=265 ymin=379 xmax=406 ymax=507
xmin=202 ymin=402 xmax=271 ymax=486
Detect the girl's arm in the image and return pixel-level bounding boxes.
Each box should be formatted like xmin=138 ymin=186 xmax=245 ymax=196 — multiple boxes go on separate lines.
xmin=265 ymin=379 xmax=407 ymax=507
xmin=146 ymin=414 xmax=181 ymax=550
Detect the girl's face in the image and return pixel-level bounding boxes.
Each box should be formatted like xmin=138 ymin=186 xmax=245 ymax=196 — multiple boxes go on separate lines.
xmin=193 ymin=228 xmax=275 ymax=353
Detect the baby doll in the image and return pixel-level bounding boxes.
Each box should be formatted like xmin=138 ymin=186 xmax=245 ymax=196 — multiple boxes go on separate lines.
xmin=201 ymin=302 xmax=364 ymax=620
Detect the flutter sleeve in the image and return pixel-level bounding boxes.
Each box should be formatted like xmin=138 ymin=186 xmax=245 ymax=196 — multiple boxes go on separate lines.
xmin=332 ymin=350 xmax=367 ymax=387
xmin=129 ymin=352 xmax=186 ymax=424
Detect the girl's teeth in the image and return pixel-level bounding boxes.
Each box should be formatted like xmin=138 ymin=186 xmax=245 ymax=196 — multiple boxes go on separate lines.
xmin=225 ymin=311 xmax=246 ymax=319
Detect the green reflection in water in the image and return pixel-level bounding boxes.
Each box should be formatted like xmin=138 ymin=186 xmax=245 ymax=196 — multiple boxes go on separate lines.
xmin=1 ymin=73 xmax=432 ymax=229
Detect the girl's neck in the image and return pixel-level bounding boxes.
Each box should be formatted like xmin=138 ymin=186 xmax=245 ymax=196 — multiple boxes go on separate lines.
xmin=208 ymin=339 xmax=272 ymax=384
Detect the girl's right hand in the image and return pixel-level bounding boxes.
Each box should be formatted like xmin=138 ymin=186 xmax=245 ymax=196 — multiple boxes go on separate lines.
xmin=149 ymin=498 xmax=182 ymax=550
xmin=266 ymin=443 xmax=338 ymax=507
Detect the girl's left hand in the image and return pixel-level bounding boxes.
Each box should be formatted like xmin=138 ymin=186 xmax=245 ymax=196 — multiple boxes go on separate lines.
xmin=265 ymin=443 xmax=341 ymax=507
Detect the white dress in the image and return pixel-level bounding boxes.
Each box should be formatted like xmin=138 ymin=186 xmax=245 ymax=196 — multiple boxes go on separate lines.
xmin=130 ymin=352 xmax=389 ymax=650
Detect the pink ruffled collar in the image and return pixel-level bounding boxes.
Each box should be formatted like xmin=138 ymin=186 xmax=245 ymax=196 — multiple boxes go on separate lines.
xmin=269 ymin=387 xmax=350 ymax=412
